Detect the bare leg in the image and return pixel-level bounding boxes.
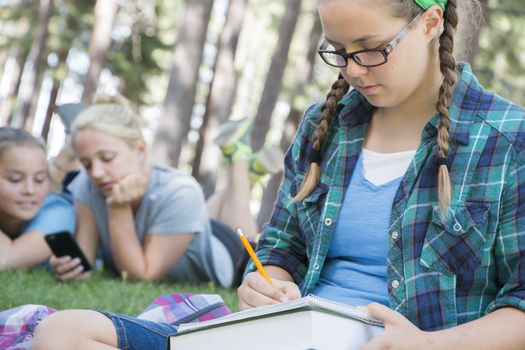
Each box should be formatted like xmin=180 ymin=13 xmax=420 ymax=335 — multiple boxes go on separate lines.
xmin=208 ymin=159 xmax=258 ymax=240
xmin=206 ymin=188 xmax=226 ymax=219
xmin=31 ymin=310 xmax=118 ymax=350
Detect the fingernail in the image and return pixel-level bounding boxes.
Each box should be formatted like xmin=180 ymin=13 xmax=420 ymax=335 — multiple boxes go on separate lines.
xmin=279 ymin=296 xmax=290 ymax=303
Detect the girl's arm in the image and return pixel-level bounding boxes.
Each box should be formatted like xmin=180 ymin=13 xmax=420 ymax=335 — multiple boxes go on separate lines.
xmin=0 ymin=230 xmax=51 ymax=270
xmin=105 ymin=172 xmax=203 ymax=282
xmin=1 ymin=193 xmax=77 ymax=270
xmin=106 ymin=204 xmax=194 ymax=281
xmin=362 ymin=303 xmax=525 ymax=350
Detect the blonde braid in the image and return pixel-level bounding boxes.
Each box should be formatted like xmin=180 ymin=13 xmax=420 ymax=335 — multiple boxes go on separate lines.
xmin=436 ymin=0 xmax=458 ymax=212
xmin=293 ymin=75 xmax=349 ymax=202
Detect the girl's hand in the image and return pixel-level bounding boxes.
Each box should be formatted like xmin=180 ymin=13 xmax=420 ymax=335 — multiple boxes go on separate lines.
xmin=237 ymin=271 xmax=301 ymax=310
xmin=359 ymin=302 xmax=429 ymax=350
xmin=106 ymin=173 xmax=148 ymax=207
xmin=49 ymin=255 xmax=91 ymax=282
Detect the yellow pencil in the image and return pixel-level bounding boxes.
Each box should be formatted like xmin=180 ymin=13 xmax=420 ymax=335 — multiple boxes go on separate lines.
xmin=236 ymin=228 xmax=273 ymax=286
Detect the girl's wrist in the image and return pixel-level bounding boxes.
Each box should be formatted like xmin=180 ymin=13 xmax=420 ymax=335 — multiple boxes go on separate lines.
xmin=107 ymin=204 xmax=133 ymax=219
xmin=107 ymin=203 xmax=132 ymax=213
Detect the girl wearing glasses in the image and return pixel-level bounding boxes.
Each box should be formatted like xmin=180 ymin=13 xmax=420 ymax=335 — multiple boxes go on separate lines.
xmin=32 ymin=0 xmax=525 ymax=349
xmin=238 ymin=0 xmax=525 ymax=348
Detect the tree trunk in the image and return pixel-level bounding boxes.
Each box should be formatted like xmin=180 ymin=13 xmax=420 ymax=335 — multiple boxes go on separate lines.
xmin=461 ymin=0 xmax=489 ymax=65
xmin=192 ymin=0 xmax=248 ymax=196
xmin=0 ymin=47 xmax=26 ymax=125
xmin=256 ymin=108 xmax=303 ymax=228
xmin=23 ymin=79 xmax=44 ymax=131
xmin=10 ymin=0 xmax=54 ymax=129
xmin=152 ymin=0 xmax=215 ymax=167
xmin=0 ymin=49 xmax=9 ymax=85
xmin=250 ymin=0 xmax=302 ymax=152
xmin=41 ymin=48 xmax=70 ymax=142
xmin=81 ymin=0 xmax=118 ymax=104
xmin=40 ymin=79 xmax=60 ymax=141
xmin=256 ymin=14 xmax=323 ymax=229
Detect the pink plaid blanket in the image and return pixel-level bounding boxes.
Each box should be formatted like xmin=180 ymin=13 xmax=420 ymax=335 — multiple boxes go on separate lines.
xmin=0 ymin=293 xmax=231 ymax=350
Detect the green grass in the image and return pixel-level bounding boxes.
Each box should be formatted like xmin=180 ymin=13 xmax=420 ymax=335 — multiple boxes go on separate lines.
xmin=0 ymin=269 xmax=239 ymax=315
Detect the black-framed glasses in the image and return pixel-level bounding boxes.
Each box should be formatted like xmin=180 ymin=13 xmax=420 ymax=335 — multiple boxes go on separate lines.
xmin=318 ymin=14 xmax=421 ymax=68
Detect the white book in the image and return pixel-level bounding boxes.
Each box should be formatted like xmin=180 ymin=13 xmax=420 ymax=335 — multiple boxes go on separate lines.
xmin=169 ymin=295 xmax=384 ymax=350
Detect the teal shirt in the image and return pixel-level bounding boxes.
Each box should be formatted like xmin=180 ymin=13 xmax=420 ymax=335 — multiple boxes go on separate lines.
xmin=248 ymin=63 xmax=525 ymax=331
xmin=22 ymin=193 xmax=76 ymax=235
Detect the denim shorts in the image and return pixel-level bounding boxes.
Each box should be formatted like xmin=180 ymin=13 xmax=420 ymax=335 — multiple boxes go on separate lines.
xmin=97 ymin=310 xmax=178 ymax=350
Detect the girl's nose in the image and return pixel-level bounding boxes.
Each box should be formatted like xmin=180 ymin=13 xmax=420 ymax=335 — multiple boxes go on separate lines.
xmin=344 ymin=58 xmax=368 ymax=79
xmin=22 ymin=179 xmax=35 ymax=194
xmin=90 ymin=160 xmax=105 ymax=179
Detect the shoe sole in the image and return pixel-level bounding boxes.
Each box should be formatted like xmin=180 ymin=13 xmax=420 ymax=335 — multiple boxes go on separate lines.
xmin=254 ymin=145 xmax=284 ymax=174
xmin=213 ymin=118 xmax=251 ymax=147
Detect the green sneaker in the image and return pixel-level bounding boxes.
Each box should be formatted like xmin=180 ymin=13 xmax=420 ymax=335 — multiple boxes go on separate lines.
xmin=221 ymin=141 xmax=253 ymax=164
xmin=213 ymin=117 xmax=252 ymax=148
xmin=249 ymin=144 xmax=285 ymax=182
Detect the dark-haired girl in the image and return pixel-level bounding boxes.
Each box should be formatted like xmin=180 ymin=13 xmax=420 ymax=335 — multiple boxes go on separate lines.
xmin=0 ymin=127 xmax=75 ymax=271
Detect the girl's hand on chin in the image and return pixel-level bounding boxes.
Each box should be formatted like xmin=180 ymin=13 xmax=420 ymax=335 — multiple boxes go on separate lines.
xmin=106 ymin=173 xmax=149 ymax=207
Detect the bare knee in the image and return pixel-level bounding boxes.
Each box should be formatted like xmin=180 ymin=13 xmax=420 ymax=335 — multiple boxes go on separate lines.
xmin=31 ymin=310 xmax=77 ymax=349
xmin=31 ymin=309 xmax=116 ymax=349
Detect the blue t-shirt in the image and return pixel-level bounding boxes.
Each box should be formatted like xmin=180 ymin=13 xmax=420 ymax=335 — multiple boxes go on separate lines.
xmin=313 ymin=153 xmax=402 ymax=306
xmin=21 ymin=193 xmax=76 ymax=235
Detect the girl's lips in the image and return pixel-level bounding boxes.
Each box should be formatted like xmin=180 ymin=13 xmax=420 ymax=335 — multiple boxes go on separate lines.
xmin=98 ymin=182 xmax=113 ymax=192
xmin=16 ymin=201 xmax=39 ymax=210
xmin=355 ymin=84 xmax=380 ymax=95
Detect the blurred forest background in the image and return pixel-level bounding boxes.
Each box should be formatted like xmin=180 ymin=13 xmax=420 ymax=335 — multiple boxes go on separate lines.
xmin=0 ymin=0 xmax=523 ymax=229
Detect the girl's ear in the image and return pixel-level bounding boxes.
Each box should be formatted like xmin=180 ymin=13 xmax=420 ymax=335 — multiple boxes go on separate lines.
xmin=422 ymin=5 xmax=444 ymax=40
xmin=136 ymin=139 xmax=147 ymax=161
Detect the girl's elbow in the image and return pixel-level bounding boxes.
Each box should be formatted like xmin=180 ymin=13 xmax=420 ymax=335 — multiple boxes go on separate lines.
xmin=125 ymin=269 xmax=166 ymax=283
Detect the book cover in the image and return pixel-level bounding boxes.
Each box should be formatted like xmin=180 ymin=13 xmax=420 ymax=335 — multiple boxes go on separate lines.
xmin=169 ymin=295 xmax=384 ymax=349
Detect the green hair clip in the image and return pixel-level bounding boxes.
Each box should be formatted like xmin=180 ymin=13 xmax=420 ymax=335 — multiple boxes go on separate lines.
xmin=414 ymin=0 xmax=447 ymax=10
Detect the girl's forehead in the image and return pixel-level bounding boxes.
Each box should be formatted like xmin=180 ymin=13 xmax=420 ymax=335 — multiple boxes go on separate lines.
xmin=0 ymin=146 xmax=46 ymax=170
xmin=319 ymin=1 xmax=401 ymax=43
xmin=75 ymin=128 xmax=121 ymax=146
xmin=74 ymin=128 xmax=132 ymax=155
xmin=0 ymin=145 xmax=45 ymax=159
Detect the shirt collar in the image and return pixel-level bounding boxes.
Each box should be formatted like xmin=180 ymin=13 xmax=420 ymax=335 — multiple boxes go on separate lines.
xmin=336 ymin=63 xmax=485 ymax=146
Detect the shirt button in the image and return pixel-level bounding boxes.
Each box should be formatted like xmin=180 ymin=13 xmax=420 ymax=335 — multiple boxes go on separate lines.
xmin=391 ymin=280 xmax=400 ymax=289
xmin=324 ymin=218 xmax=333 ymax=226
xmin=453 ymin=223 xmax=462 ymax=232
xmin=313 ymin=263 xmax=320 ymax=270
xmin=391 ymin=231 xmax=399 ymax=240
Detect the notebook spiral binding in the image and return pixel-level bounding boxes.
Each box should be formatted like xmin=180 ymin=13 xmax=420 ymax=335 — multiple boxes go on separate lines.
xmin=305 ymin=294 xmax=384 ymax=327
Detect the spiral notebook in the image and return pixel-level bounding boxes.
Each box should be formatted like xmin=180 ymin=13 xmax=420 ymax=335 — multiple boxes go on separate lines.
xmin=169 ymin=295 xmax=384 ymax=350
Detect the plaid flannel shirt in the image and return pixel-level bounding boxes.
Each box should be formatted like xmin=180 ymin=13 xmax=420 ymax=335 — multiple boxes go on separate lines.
xmin=250 ymin=63 xmax=525 ymax=331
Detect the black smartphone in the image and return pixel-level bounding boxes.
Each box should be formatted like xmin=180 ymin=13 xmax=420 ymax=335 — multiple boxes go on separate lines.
xmin=44 ymin=231 xmax=92 ymax=272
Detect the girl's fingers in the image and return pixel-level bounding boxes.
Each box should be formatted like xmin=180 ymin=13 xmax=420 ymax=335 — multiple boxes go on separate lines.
xmin=107 ymin=174 xmax=148 ymax=205
xmin=49 ymin=254 xmax=66 ymax=268
xmin=53 ymin=257 xmax=80 ymax=275
xmin=111 ymin=183 xmax=124 ymax=203
xmin=57 ymin=264 xmax=84 ymax=282
xmin=279 ymin=281 xmax=302 ymax=301
xmin=246 ymin=272 xmax=285 ymax=300
xmin=73 ymin=270 xmax=92 ymax=281
xmin=238 ymin=272 xmax=293 ymax=310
